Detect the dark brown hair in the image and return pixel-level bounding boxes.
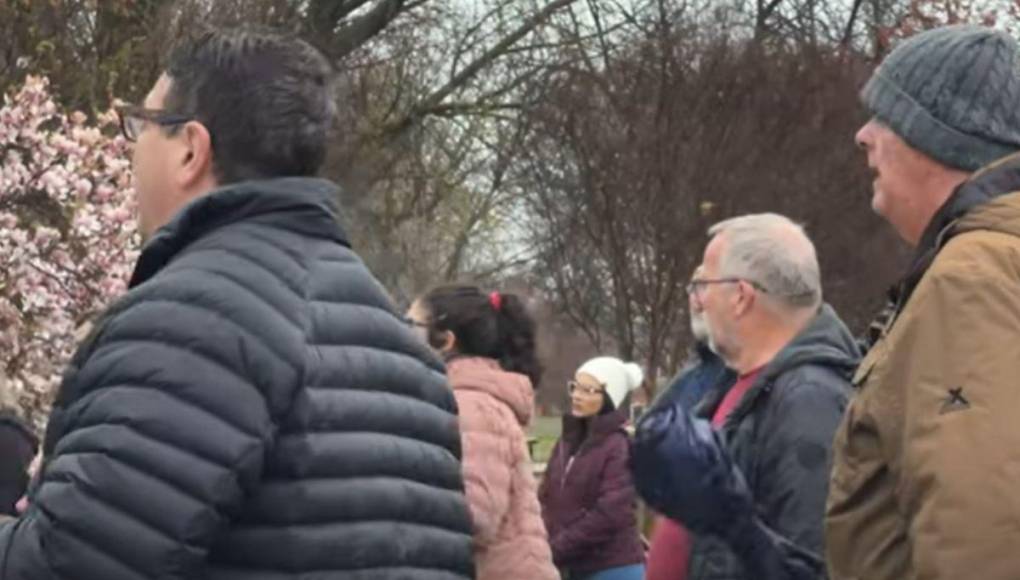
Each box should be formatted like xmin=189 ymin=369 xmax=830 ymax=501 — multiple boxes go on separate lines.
xmin=421 ymin=285 xmax=542 ymax=388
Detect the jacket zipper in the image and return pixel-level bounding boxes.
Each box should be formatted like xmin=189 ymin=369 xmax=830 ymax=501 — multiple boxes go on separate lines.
xmin=562 ymin=456 xmax=576 ymax=490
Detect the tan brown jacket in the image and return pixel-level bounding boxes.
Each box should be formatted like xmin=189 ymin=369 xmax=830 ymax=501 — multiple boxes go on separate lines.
xmin=827 ymin=154 xmax=1020 ymax=580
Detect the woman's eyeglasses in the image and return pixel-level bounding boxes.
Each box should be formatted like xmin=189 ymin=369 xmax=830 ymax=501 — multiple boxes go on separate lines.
xmin=403 ymin=316 xmax=429 ymax=329
xmin=567 ymin=380 xmax=605 ymax=397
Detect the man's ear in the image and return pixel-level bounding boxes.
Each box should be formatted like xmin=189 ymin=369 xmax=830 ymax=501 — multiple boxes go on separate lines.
xmin=176 ymin=121 xmax=215 ymax=190
xmin=734 ymin=281 xmax=756 ymax=317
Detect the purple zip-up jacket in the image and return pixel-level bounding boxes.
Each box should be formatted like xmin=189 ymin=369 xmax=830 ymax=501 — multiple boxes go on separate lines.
xmin=539 ymin=408 xmax=645 ymax=575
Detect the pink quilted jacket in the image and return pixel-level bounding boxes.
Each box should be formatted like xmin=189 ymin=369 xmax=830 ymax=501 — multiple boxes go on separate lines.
xmin=447 ymin=357 xmax=560 ymax=580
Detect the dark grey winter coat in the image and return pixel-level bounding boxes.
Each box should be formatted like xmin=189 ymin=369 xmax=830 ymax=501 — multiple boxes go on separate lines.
xmin=0 ymin=178 xmax=476 ymax=580
xmin=687 ymin=305 xmax=859 ymax=580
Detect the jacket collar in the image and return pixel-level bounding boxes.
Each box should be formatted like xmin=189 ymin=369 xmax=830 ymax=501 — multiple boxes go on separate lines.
xmin=446 ymin=357 xmax=535 ymax=427
xmin=884 ymin=151 xmax=1020 ymax=324
xmin=561 ymin=407 xmax=628 ymax=449
xmin=129 ymin=177 xmax=347 ymax=288
xmin=695 ymin=304 xmax=859 ymax=426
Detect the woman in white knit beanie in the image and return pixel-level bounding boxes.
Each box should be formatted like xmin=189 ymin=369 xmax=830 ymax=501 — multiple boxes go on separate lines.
xmin=539 ymin=356 xmax=646 ymax=580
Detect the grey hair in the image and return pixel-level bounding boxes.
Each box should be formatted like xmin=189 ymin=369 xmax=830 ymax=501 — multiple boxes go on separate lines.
xmin=708 ymin=213 xmax=822 ymax=310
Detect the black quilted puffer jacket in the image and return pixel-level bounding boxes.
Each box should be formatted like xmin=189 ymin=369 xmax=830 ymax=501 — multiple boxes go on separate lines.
xmin=0 ymin=177 xmax=476 ymax=580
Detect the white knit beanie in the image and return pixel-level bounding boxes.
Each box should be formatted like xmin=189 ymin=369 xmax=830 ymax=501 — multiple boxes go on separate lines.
xmin=576 ymin=357 xmax=645 ymax=410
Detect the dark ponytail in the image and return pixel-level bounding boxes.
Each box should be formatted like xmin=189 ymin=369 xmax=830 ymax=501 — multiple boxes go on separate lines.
xmin=421 ymin=285 xmax=543 ymax=388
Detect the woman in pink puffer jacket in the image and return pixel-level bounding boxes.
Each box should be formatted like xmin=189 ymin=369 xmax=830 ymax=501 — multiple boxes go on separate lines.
xmin=407 ymin=285 xmax=559 ymax=580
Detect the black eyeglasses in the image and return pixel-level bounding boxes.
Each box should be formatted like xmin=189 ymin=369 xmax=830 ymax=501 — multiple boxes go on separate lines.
xmin=686 ymin=277 xmax=769 ymax=296
xmin=115 ymin=105 xmax=194 ymax=142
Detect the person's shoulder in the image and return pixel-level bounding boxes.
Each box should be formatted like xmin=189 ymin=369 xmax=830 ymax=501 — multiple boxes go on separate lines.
xmin=902 ymin=228 xmax=1020 ymax=317
xmin=769 ymin=364 xmax=850 ymax=409
xmin=933 ymin=228 xmax=1020 ymax=281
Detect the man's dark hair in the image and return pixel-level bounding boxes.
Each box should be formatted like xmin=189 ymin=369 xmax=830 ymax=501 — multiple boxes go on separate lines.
xmin=163 ymin=28 xmax=336 ymax=184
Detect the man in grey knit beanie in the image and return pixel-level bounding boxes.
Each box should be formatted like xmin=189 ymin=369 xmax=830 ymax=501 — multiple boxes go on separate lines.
xmin=827 ymin=25 xmax=1020 ymax=580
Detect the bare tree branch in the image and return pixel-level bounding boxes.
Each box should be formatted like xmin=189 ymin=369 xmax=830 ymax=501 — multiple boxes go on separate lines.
xmin=842 ymin=0 xmax=867 ymax=46
xmin=382 ymin=0 xmax=580 ymax=136
xmin=328 ymin=0 xmax=409 ymax=60
xmin=757 ymin=0 xmax=785 ymax=34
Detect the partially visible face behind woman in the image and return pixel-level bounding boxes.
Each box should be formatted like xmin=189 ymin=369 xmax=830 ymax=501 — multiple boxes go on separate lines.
xmin=405 ymin=300 xmax=432 ymax=345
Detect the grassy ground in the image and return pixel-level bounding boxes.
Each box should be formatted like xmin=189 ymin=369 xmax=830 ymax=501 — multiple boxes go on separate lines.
xmin=528 ymin=415 xmax=562 ymax=464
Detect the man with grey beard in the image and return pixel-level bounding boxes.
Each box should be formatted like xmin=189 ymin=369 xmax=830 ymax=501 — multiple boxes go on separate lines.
xmin=633 ymin=214 xmax=860 ymax=580
xmin=645 ymin=266 xmax=737 ymax=580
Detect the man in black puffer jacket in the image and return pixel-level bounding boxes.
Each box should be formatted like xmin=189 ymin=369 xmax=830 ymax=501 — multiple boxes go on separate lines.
xmin=0 ymin=29 xmax=475 ymax=580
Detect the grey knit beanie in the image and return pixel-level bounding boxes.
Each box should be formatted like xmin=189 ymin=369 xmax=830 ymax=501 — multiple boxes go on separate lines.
xmin=862 ymin=25 xmax=1020 ymax=171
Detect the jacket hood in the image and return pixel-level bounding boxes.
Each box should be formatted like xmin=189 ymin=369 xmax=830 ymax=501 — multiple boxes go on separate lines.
xmin=760 ymin=303 xmax=862 ymax=383
xmin=446 ymin=357 xmax=535 ymax=427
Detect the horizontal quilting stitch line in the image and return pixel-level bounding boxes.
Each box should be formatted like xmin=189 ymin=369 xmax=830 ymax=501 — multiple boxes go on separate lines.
xmin=85 ymin=335 xmax=269 ymax=405
xmin=276 ymin=426 xmax=457 ymax=463
xmin=108 ymin=298 xmax=300 ymax=373
xmin=315 ymin=254 xmax=360 ymax=265
xmin=308 ymin=342 xmax=445 ymax=376
xmin=300 ymin=383 xmax=451 ymax=418
xmin=204 ymin=564 xmax=474 ymax=578
xmin=230 ymin=224 xmax=309 ymax=273
xmin=307 ymin=299 xmax=402 ymax=324
xmin=306 ymin=301 xmax=408 ymax=340
xmin=70 ymin=380 xmax=265 ymax=449
xmin=37 ymin=477 xmax=201 ymax=578
xmin=273 ymin=430 xmax=456 ymax=460
xmin=182 ymin=240 xmax=305 ymax=298
xmin=299 ymin=385 xmax=448 ymax=407
xmin=214 ymin=518 xmax=473 ymax=543
xmin=169 ymin=265 xmax=304 ymax=331
xmin=46 ymin=452 xmax=219 ymax=545
xmin=55 ymin=422 xmax=236 ymax=500
xmin=76 ymin=339 xmax=273 ymax=437
xmin=258 ymin=473 xmax=466 ymax=493
xmin=239 ymin=477 xmax=471 ymax=519
xmin=300 ymin=385 xmax=452 ymax=416
xmin=33 ymin=502 xmax=150 ymax=580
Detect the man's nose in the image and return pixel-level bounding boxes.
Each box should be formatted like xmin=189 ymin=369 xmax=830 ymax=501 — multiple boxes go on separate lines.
xmin=855 ymin=121 xmax=873 ymax=151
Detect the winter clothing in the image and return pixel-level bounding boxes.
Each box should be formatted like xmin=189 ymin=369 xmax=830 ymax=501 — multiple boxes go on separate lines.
xmin=649 ymin=344 xmax=735 ymax=415
xmin=861 ymin=25 xmax=1020 ymax=171
xmin=635 ymin=407 xmax=821 ymax=580
xmin=575 ymin=563 xmax=646 ymax=580
xmin=0 ymin=412 xmax=37 ymax=517
xmin=646 ymin=347 xmax=736 ymax=580
xmin=634 ymin=304 xmax=859 ymax=580
xmin=576 ymin=357 xmax=644 ymax=410
xmin=827 ymin=153 xmax=1020 ymax=580
xmin=646 ymin=519 xmax=692 ymax=580
xmin=446 ymin=357 xmax=558 ymax=580
xmin=0 ymin=178 xmax=475 ymax=580
xmin=539 ymin=408 xmax=644 ymax=577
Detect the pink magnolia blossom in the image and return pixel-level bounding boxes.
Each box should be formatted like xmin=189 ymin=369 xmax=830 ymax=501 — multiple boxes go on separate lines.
xmin=0 ymin=76 xmax=138 ymax=431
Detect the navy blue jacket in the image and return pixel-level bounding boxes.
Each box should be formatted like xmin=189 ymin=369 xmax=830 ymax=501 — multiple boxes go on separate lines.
xmin=650 ymin=344 xmax=735 ymax=415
